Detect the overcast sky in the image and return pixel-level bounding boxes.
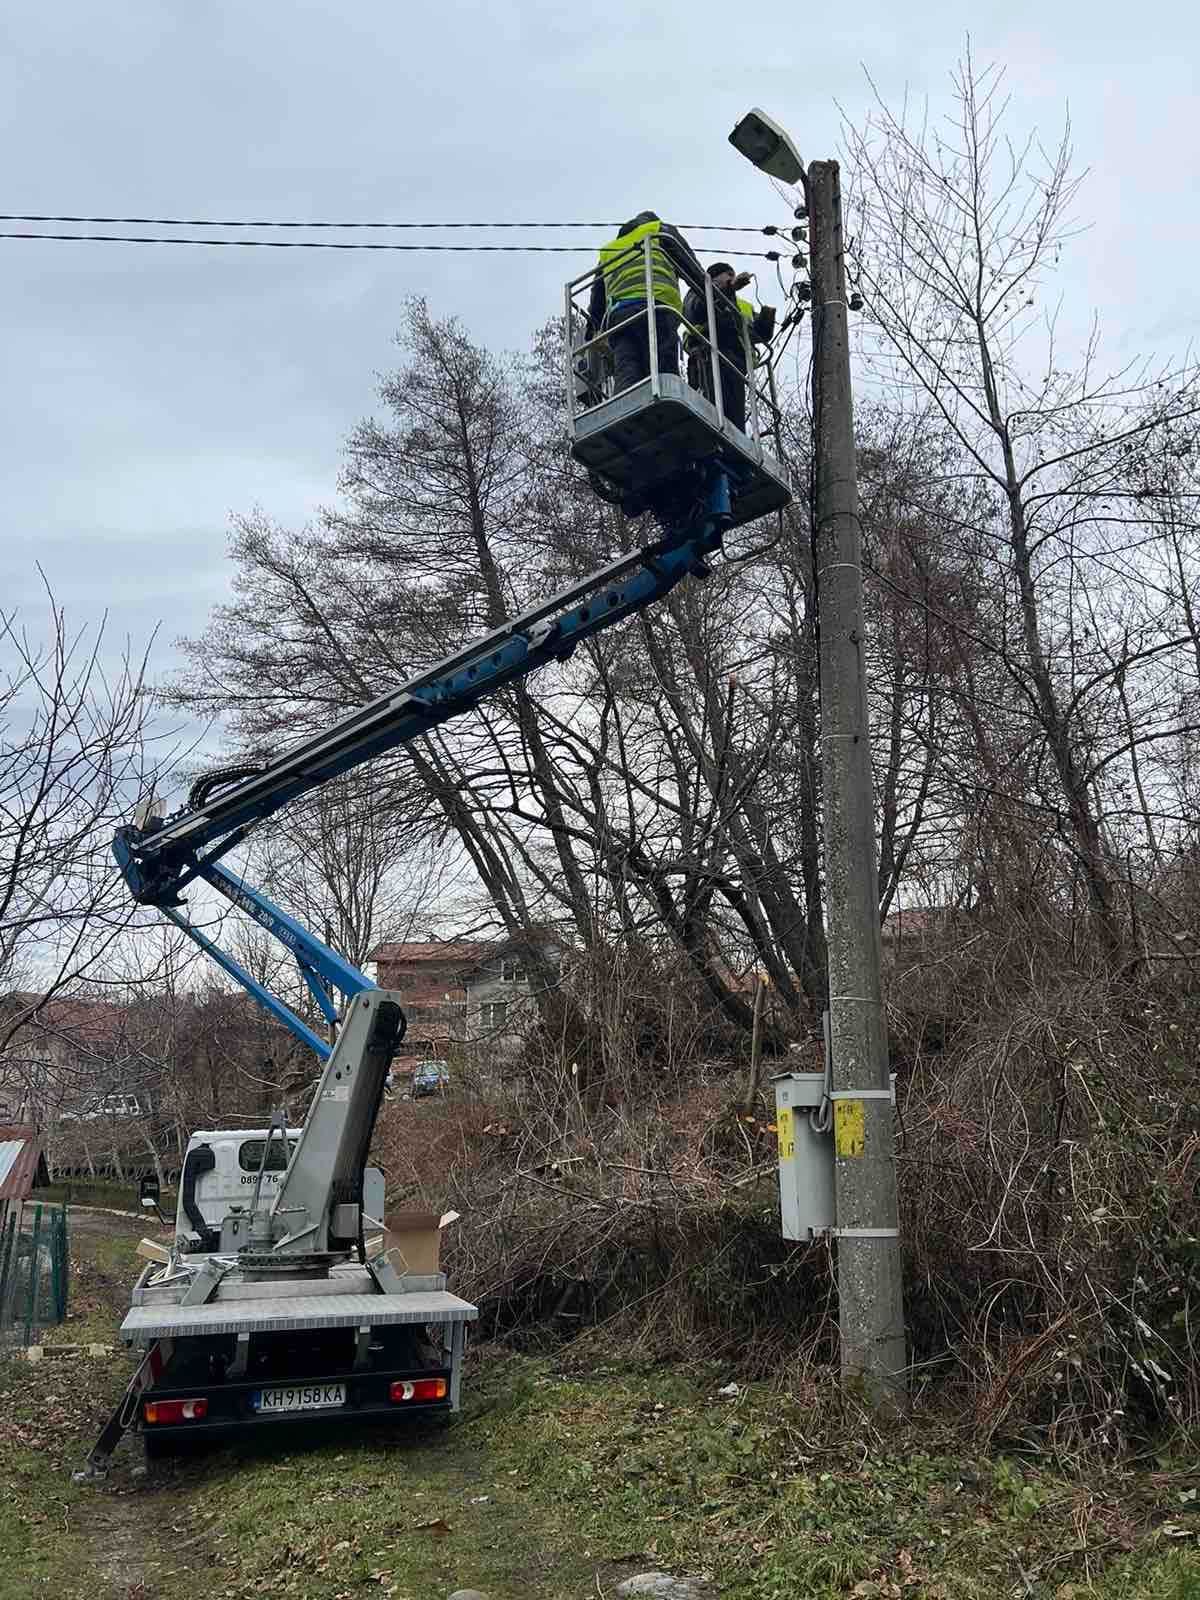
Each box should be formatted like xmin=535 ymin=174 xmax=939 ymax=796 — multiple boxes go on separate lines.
xmin=3 ymin=0 xmax=1198 ymax=699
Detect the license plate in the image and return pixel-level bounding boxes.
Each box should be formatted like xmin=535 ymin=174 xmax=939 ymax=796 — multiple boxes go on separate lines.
xmin=252 ymin=1383 xmax=346 ymax=1413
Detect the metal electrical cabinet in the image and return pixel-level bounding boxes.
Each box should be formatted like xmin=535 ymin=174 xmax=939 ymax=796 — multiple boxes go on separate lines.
xmin=774 ymin=1071 xmax=835 ymax=1241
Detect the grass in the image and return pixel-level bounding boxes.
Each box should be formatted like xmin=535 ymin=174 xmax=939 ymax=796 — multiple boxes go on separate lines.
xmin=36 ymin=1179 xmax=145 ymax=1210
xmin=1 ymin=1216 xmax=1198 ymax=1599
xmin=41 ymin=1221 xmax=161 ymax=1347
xmin=0 ymin=1222 xmax=148 ymax=1598
xmin=140 ymin=1357 xmax=1200 ymax=1600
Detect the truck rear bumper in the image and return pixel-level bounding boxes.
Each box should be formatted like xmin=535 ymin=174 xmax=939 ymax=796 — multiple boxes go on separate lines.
xmin=139 ymin=1364 xmax=454 ymax=1442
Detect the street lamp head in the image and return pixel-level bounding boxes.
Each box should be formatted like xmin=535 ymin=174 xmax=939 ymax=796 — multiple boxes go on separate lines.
xmin=728 ymin=108 xmax=805 ymax=185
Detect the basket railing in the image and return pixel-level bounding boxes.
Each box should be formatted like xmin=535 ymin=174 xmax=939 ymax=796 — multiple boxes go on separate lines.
xmin=564 ymin=236 xmax=780 ymax=459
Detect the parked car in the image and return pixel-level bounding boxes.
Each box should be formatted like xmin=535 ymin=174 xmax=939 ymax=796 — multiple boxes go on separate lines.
xmin=410 ymin=1060 xmax=450 ymax=1099
xmin=60 ymin=1092 xmax=148 ymax=1122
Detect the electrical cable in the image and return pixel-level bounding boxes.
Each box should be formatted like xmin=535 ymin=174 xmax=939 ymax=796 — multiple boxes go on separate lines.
xmin=765 ymin=301 xmax=805 ymax=379
xmin=0 ymin=212 xmax=774 ymax=233
xmin=189 ymin=763 xmax=268 ymax=808
xmin=0 ymin=230 xmax=782 ymax=256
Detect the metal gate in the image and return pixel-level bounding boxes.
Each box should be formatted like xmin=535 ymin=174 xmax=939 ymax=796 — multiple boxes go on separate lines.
xmin=0 ymin=1201 xmax=69 ymax=1346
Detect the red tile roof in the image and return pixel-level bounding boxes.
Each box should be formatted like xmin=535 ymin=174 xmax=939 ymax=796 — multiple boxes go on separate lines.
xmin=1 ymin=993 xmax=126 ymax=1047
xmin=369 ymin=942 xmax=496 ymax=965
xmin=881 ymin=907 xmax=953 ymax=943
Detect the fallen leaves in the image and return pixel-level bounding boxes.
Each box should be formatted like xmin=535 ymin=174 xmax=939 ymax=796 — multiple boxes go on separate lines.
xmin=852 ymin=1547 xmax=924 ymax=1596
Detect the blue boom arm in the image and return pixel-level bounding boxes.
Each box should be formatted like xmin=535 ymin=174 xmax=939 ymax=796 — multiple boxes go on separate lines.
xmin=115 ymin=465 xmax=735 ymax=1058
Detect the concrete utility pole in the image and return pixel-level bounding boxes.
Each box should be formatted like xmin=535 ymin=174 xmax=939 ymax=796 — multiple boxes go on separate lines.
xmin=807 ymin=159 xmax=907 ymax=1404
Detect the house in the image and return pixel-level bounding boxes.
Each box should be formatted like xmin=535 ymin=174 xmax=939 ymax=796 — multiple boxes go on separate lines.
xmin=368 ymin=934 xmax=563 ymax=1071
xmin=880 ymin=906 xmax=958 ymax=955
xmin=0 ymin=993 xmax=128 ymax=1125
xmin=367 ymin=941 xmax=488 ymax=1068
xmin=459 ymin=937 xmax=563 ymax=1064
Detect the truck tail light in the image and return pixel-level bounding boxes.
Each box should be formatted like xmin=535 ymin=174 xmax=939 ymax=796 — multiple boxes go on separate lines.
xmin=144 ymin=1397 xmax=209 ymax=1424
xmin=389 ymin=1377 xmax=448 ymax=1403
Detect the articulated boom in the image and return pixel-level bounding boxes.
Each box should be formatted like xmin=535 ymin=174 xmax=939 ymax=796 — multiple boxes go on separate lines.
xmin=77 ymin=281 xmax=796 ymax=1482
xmin=237 ymin=991 xmax=404 ymax=1270
xmin=116 ymin=463 xmax=738 ymax=1066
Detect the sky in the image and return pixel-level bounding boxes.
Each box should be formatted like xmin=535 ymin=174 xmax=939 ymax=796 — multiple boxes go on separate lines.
xmin=3 ymin=0 xmax=1198 ymax=714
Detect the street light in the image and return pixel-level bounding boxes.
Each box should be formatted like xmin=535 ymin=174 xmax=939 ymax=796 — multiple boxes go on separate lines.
xmin=729 ymin=115 xmax=908 ymax=1407
xmin=728 ymin=108 xmax=805 ymax=185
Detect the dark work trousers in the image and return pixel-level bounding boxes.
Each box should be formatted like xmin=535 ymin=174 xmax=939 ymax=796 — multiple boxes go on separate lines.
xmin=720 ymin=347 xmax=748 ymax=432
xmin=606 ymin=301 xmax=680 ymax=392
xmin=687 ymin=343 xmax=748 ymax=431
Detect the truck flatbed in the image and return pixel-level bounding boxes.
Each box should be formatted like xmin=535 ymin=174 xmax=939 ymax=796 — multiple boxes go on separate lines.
xmin=121 ymin=1288 xmax=478 ymax=1342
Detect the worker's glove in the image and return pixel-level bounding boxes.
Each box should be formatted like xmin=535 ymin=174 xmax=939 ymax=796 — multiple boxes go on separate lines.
xmin=733 ymin=272 xmax=753 ymax=290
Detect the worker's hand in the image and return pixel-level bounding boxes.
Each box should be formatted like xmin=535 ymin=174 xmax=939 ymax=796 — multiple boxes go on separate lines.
xmin=762 ymin=304 xmax=776 ymax=316
xmin=733 ymin=272 xmax=753 ymax=290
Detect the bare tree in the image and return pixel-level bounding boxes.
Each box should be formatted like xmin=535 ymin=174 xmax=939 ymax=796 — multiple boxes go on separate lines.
xmin=844 ymin=49 xmax=1200 ymax=953
xmin=249 ymin=775 xmax=454 ymax=975
xmin=0 ymin=580 xmax=163 ymax=1115
xmin=170 ymin=303 xmax=818 ymax=1061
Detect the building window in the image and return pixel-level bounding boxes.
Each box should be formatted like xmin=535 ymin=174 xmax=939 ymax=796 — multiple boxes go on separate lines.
xmin=500 ymin=958 xmax=525 ymax=983
xmin=481 ymin=1001 xmax=508 ymax=1031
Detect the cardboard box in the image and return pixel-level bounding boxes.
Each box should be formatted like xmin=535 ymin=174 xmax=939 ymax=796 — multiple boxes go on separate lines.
xmin=384 ymin=1210 xmax=443 ymax=1276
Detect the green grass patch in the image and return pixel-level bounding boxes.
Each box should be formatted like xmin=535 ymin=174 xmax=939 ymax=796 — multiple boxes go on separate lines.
xmin=0 ymin=1327 xmax=146 ymax=1596
xmin=37 ymin=1180 xmax=142 ymax=1210
xmin=43 ymin=1223 xmax=143 ymax=1347
xmin=147 ymin=1355 xmax=1200 ymax=1600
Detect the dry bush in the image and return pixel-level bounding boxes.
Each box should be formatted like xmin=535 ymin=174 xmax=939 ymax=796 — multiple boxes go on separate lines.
xmin=371 ymin=1061 xmax=832 ymax=1374
xmin=519 ymin=942 xmax=793 ymax=1111
xmin=889 ymin=915 xmax=1200 ymax=1449
xmin=370 ymin=914 xmax=1200 ymax=1453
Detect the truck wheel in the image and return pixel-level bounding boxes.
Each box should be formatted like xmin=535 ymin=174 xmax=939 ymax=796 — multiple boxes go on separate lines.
xmin=142 ymin=1432 xmax=175 ymax=1462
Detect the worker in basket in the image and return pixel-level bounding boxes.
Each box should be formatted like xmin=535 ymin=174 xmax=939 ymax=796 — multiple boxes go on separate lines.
xmin=588 ymin=211 xmax=705 ymax=395
xmin=684 ymin=262 xmax=776 ymax=433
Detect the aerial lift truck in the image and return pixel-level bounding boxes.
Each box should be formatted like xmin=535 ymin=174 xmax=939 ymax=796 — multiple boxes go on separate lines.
xmin=75 ymin=238 xmax=792 ymax=1476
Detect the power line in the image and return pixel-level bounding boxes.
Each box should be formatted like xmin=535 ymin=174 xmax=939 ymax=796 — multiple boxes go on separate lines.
xmin=0 ymin=230 xmax=783 ymax=257
xmin=0 ymin=213 xmax=772 ymax=233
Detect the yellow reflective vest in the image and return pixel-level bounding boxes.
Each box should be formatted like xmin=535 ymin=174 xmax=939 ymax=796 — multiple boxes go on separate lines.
xmin=737 ymin=297 xmax=762 ymax=366
xmin=597 ymin=220 xmax=684 ymax=315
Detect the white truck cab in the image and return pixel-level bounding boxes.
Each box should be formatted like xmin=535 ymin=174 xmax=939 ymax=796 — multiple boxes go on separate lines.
xmin=176 ymin=1129 xmax=385 ymax=1255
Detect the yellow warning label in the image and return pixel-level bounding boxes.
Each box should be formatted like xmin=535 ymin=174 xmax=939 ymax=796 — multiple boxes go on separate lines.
xmin=834 ymin=1099 xmax=865 ymax=1158
xmin=776 ymin=1106 xmax=795 ymax=1162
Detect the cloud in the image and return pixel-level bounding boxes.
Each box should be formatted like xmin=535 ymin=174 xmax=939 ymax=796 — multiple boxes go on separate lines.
xmin=2 ymin=0 xmax=1195 ymax=674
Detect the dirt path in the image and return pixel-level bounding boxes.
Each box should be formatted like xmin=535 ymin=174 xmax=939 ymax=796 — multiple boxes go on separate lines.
xmin=65 ymin=1214 xmax=214 ymax=1599
xmin=67 ymin=1207 xmax=148 ymax=1230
